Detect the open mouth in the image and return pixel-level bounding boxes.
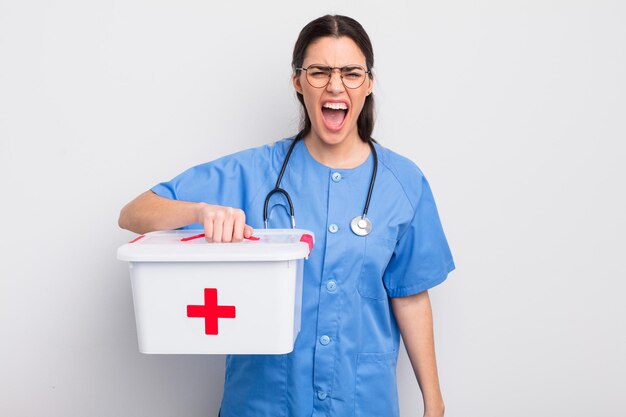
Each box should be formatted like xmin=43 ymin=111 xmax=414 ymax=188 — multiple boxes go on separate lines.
xmin=321 ymin=102 xmax=348 ymax=131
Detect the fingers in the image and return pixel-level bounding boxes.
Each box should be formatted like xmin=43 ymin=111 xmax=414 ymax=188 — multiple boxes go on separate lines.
xmin=200 ymin=205 xmax=250 ymax=243
xmin=222 ymin=208 xmax=236 ymax=242
xmin=203 ymin=211 xmax=214 ymax=242
xmin=232 ymin=211 xmax=245 ymax=242
xmin=212 ymin=210 xmax=224 ymax=242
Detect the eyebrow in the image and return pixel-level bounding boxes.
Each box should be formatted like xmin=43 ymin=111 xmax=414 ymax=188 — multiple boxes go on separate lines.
xmin=341 ymin=65 xmax=364 ymax=71
xmin=305 ymin=64 xmax=365 ymax=70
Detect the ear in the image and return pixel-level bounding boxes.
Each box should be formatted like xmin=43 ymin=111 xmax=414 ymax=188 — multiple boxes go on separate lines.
xmin=292 ymin=72 xmax=303 ymax=95
xmin=367 ymin=75 xmax=374 ymax=95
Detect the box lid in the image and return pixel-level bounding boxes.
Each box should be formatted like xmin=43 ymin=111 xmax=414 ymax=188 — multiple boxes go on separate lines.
xmin=117 ymin=229 xmax=314 ymax=262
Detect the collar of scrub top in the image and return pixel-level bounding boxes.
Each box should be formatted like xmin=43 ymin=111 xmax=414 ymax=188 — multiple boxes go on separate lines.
xmin=263 ymin=136 xmax=378 ymax=236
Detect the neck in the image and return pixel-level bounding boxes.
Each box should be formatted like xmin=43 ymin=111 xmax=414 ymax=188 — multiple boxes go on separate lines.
xmin=303 ymin=133 xmax=370 ymax=169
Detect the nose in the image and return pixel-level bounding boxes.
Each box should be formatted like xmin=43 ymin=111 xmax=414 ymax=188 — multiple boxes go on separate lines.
xmin=326 ymin=69 xmax=345 ymax=93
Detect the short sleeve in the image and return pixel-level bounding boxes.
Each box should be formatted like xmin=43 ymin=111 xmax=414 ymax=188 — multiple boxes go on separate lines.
xmin=383 ymin=175 xmax=455 ymax=297
xmin=150 ymin=148 xmax=268 ymax=229
xmin=151 ymin=158 xmax=243 ymax=205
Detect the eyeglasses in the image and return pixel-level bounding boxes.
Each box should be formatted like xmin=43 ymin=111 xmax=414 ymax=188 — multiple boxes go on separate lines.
xmin=296 ymin=64 xmax=371 ymax=89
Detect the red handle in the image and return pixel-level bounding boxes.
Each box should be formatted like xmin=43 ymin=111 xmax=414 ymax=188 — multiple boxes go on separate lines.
xmin=180 ymin=232 xmax=313 ymax=257
xmin=128 ymin=235 xmax=145 ymax=243
xmin=300 ymin=233 xmax=314 ymax=256
xmin=180 ymin=233 xmax=260 ymax=242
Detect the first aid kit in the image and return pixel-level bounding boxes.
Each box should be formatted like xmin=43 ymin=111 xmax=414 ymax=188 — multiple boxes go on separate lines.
xmin=117 ymin=229 xmax=314 ymax=354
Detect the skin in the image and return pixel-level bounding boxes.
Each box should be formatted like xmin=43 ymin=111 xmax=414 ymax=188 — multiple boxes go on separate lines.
xmin=292 ymin=36 xmax=373 ymax=169
xmin=118 ymin=35 xmax=445 ymax=416
xmin=392 ymin=291 xmax=446 ymax=417
xmin=118 ymin=192 xmax=253 ymax=241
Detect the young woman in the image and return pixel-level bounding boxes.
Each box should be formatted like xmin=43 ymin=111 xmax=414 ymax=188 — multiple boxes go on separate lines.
xmin=119 ymin=14 xmax=454 ymax=417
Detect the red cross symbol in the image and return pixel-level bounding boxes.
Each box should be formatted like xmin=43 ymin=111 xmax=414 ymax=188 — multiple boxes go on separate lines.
xmin=187 ymin=288 xmax=236 ymax=335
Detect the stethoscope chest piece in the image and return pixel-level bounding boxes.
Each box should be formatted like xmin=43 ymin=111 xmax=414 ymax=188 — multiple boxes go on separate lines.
xmin=351 ymin=215 xmax=372 ymax=236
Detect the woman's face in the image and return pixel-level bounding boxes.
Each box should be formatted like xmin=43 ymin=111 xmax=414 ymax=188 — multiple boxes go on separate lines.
xmin=293 ymin=36 xmax=373 ymax=147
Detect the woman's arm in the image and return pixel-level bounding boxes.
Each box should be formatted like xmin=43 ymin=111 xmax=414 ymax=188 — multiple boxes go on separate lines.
xmin=391 ymin=290 xmax=445 ymax=417
xmin=118 ymin=190 xmax=252 ymax=241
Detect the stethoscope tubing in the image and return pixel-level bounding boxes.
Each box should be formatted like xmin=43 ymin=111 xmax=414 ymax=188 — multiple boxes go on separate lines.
xmin=362 ymin=140 xmax=377 ymax=217
xmin=263 ymin=137 xmax=378 ymax=234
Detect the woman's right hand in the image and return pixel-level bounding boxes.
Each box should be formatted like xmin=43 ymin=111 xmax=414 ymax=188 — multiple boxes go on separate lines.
xmin=196 ymin=203 xmax=254 ymax=243
xmin=119 ymin=191 xmax=253 ymax=242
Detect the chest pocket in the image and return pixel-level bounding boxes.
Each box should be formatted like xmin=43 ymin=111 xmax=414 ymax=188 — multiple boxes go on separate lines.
xmin=358 ymin=236 xmax=396 ymax=300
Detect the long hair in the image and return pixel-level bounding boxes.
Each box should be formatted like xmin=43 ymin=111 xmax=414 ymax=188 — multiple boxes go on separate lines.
xmin=292 ymin=15 xmax=375 ymax=142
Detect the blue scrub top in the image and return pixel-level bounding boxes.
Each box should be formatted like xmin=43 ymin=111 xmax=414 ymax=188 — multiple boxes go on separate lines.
xmin=152 ymin=137 xmax=455 ymax=417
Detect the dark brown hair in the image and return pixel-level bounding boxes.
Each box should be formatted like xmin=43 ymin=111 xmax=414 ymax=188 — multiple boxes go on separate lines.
xmin=292 ymin=15 xmax=375 ymax=142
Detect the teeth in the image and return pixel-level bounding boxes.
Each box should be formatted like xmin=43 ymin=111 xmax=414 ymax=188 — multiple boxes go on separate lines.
xmin=323 ymin=102 xmax=348 ymax=110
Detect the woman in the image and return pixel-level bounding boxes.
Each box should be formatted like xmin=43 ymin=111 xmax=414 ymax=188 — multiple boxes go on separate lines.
xmin=119 ymin=14 xmax=454 ymax=417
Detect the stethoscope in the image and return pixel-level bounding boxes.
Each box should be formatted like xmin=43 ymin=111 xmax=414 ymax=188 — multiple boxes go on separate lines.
xmin=263 ymin=137 xmax=377 ymax=236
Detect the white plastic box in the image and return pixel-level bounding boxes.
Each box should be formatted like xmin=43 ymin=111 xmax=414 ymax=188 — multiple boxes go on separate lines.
xmin=117 ymin=229 xmax=314 ymax=354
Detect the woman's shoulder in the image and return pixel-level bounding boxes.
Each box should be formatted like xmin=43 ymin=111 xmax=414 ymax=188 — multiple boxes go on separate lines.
xmin=374 ymin=142 xmax=427 ymax=205
xmin=232 ymin=137 xmax=293 ymax=158
xmin=193 ymin=137 xmax=294 ymax=172
xmin=376 ymin=144 xmax=424 ymax=176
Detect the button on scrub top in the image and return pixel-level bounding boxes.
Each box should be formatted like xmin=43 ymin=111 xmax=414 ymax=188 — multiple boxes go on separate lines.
xmin=152 ymin=138 xmax=455 ymax=417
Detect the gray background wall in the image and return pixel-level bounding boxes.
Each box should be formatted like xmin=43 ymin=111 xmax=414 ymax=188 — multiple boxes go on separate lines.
xmin=1 ymin=1 xmax=625 ymax=416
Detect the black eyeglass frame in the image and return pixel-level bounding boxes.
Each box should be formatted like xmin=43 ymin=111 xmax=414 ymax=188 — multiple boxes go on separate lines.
xmin=295 ymin=64 xmax=372 ymax=89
